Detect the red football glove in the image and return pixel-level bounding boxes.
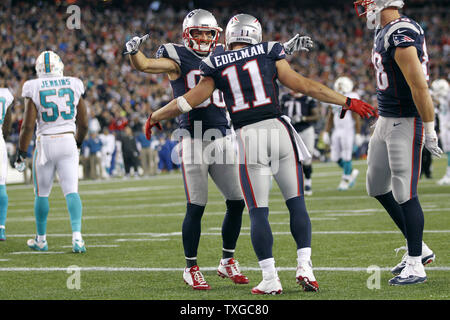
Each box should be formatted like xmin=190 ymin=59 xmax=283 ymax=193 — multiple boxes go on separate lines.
xmin=145 ymin=113 xmax=162 ymax=140
xmin=340 ymin=97 xmax=378 ymax=119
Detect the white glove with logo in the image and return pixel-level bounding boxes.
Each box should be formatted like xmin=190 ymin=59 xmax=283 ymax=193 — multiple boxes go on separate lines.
xmin=283 ymin=34 xmax=314 ymax=54
xmin=124 ymin=34 xmax=149 ymax=55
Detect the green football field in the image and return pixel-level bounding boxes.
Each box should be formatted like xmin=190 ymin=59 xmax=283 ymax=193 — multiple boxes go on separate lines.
xmin=0 ymin=158 xmax=449 ymax=301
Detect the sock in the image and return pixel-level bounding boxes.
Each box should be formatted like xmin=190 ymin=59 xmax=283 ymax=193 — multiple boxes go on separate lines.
xmin=66 ymin=193 xmax=83 ymax=233
xmin=0 ymin=185 xmax=8 ymax=226
xmin=37 ymin=234 xmax=46 ymax=242
xmin=375 ymin=191 xmax=407 ymax=237
xmin=34 ymin=196 xmax=49 ymax=236
xmin=303 ymin=165 xmax=312 ymax=180
xmin=249 ymin=207 xmax=273 ymax=261
xmin=399 ymin=197 xmax=424 ymax=257
xmin=337 ymin=159 xmax=344 ymax=168
xmin=182 ymin=203 xmax=205 ymax=266
xmin=286 ymin=196 xmax=312 ymax=249
xmin=221 ymin=199 xmax=245 ymax=258
xmin=343 ymin=160 xmax=353 ymax=176
xmin=72 ymin=231 xmax=82 ymax=241
xmin=259 ymin=257 xmax=276 ymax=278
xmin=297 ymin=247 xmax=312 ymax=264
xmin=305 ymin=179 xmax=312 ymax=188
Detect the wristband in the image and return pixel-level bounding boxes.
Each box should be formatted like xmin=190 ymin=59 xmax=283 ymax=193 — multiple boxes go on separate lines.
xmin=177 ymin=96 xmax=193 ymax=113
xmin=424 ymin=121 xmax=435 ymax=134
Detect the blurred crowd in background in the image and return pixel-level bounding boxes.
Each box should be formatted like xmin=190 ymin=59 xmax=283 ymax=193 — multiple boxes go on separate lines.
xmin=0 ymin=0 xmax=448 ymax=180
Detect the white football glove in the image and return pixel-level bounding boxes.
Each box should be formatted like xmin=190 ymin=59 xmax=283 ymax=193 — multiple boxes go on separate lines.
xmin=14 ymin=150 xmax=27 ymax=173
xmin=322 ymin=131 xmax=330 ymax=145
xmin=425 ymin=130 xmax=443 ymax=158
xmin=283 ymin=34 xmax=314 ymax=54
xmin=124 ymin=34 xmax=149 ymax=55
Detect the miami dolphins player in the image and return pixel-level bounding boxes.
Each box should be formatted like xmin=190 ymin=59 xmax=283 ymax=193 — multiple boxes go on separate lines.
xmin=15 ymin=50 xmax=89 ymax=253
xmin=354 ymin=0 xmax=440 ymax=285
xmin=125 ymin=9 xmax=312 ymax=290
xmin=430 ymin=79 xmax=450 ymax=185
xmin=0 ymin=86 xmax=14 ymax=241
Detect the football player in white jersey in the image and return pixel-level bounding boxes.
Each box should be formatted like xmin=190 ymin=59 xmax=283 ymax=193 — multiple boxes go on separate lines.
xmin=322 ymin=77 xmax=362 ymax=190
xmin=431 ymin=79 xmax=450 ymax=185
xmin=0 ymin=87 xmax=14 ymax=241
xmin=14 ymin=51 xmax=89 ymax=253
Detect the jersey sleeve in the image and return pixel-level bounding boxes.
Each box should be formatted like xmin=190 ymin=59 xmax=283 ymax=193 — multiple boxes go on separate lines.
xmin=385 ymin=22 xmax=422 ymax=58
xmin=21 ymin=80 xmax=33 ymax=98
xmin=267 ymin=42 xmax=286 ymax=61
xmin=199 ymin=57 xmax=216 ymax=78
xmin=5 ymin=89 xmax=14 ymax=109
xmin=155 ymin=43 xmax=181 ymax=66
xmin=73 ymin=78 xmax=85 ymax=98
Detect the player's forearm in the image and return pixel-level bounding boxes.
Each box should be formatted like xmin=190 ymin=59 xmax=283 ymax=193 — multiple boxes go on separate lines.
xmin=151 ymin=99 xmax=182 ymax=123
xmin=412 ymin=88 xmax=435 ymax=123
xmin=129 ymin=51 xmax=151 ymax=73
xmin=303 ymin=79 xmax=347 ymax=107
xmin=18 ymin=127 xmax=34 ymax=152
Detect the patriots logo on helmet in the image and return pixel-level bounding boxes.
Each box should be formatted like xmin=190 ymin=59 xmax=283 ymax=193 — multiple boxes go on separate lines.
xmin=393 ymin=34 xmax=414 ymax=46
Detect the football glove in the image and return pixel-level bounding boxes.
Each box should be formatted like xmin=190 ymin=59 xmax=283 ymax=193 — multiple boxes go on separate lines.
xmin=355 ymin=133 xmax=363 ymax=147
xmin=14 ymin=149 xmax=27 ymax=172
xmin=340 ymin=98 xmax=378 ymax=119
xmin=425 ymin=131 xmax=443 ymax=158
xmin=124 ymin=34 xmax=149 ymax=55
xmin=283 ymin=34 xmax=314 ymax=54
xmin=145 ymin=113 xmax=162 ymax=140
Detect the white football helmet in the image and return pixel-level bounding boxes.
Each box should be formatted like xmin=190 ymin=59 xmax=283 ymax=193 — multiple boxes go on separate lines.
xmin=35 ymin=51 xmax=64 ymax=77
xmin=334 ymin=77 xmax=354 ymax=95
xmin=430 ymin=79 xmax=449 ymax=101
xmin=354 ymin=0 xmax=404 ymax=28
xmin=182 ymin=9 xmax=222 ymax=55
xmin=225 ymin=14 xmax=262 ymax=50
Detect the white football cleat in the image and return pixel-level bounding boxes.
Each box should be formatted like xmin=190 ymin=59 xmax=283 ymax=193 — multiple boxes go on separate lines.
xmin=217 ymin=258 xmax=249 ymax=284
xmin=27 ymin=238 xmax=48 ymax=251
xmin=391 ymin=243 xmax=435 ymax=275
xmin=183 ymin=265 xmax=211 ymax=290
xmin=251 ymin=272 xmax=282 ymax=295
xmin=296 ymin=260 xmax=319 ymax=292
xmin=337 ymin=179 xmax=349 ymax=191
xmin=437 ymin=175 xmax=450 ymax=186
xmin=348 ymin=169 xmax=359 ymax=188
xmin=389 ymin=257 xmax=427 ymax=286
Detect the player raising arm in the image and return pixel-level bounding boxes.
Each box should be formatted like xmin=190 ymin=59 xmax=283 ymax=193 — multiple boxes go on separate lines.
xmin=146 ymin=14 xmax=376 ymax=295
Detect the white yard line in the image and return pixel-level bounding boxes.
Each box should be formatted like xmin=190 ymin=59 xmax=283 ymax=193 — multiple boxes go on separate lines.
xmin=0 ymin=266 xmax=448 ymax=272
xmin=4 ymin=230 xmax=450 ymax=238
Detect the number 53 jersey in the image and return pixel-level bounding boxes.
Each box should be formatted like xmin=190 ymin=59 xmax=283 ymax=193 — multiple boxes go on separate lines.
xmin=200 ymin=41 xmax=285 ymax=130
xmin=372 ymin=16 xmax=428 ymax=118
xmin=22 ymin=77 xmax=85 ymax=136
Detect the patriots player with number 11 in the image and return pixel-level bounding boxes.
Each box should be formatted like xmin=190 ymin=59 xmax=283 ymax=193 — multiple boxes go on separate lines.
xmin=14 ymin=51 xmax=89 ymax=253
xmin=126 ymin=9 xmax=313 ymax=291
xmin=354 ymin=0 xmax=440 ymax=285
xmin=146 ymin=13 xmax=376 ymax=295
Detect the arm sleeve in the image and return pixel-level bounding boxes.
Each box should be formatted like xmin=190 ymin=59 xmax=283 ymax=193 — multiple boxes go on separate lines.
xmin=21 ymin=80 xmax=33 ymax=98
xmin=267 ymin=42 xmax=286 ymax=61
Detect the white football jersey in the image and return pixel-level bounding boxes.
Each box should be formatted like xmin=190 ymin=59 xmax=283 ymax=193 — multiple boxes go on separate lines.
xmin=437 ymin=94 xmax=450 ymax=131
xmin=0 ymin=88 xmax=14 ymax=138
xmin=332 ymin=91 xmax=360 ymax=131
xmin=22 ymin=76 xmax=85 ymax=136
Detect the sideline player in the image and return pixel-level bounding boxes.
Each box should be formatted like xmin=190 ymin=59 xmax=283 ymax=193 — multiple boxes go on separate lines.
xmin=0 ymin=86 xmax=14 ymax=240
xmin=15 ymin=51 xmax=89 ymax=253
xmin=145 ymin=13 xmax=376 ymax=294
xmin=354 ymin=0 xmax=440 ymax=285
xmin=322 ymin=77 xmax=362 ymax=190
xmin=280 ymin=91 xmax=319 ymax=195
xmin=125 ymin=9 xmax=312 ymax=290
xmin=430 ymin=79 xmax=450 ymax=185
